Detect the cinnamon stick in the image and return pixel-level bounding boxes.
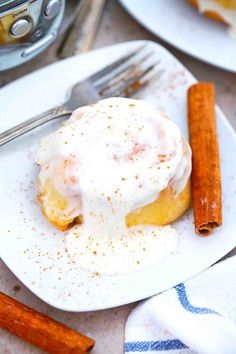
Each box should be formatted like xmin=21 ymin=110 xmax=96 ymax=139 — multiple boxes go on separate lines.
xmin=188 ymin=83 xmax=222 ymax=235
xmin=0 ymin=291 xmax=95 ymax=354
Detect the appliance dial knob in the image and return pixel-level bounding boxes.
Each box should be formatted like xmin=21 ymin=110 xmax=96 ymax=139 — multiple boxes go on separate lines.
xmin=10 ymin=18 xmax=32 ymax=38
xmin=44 ymin=0 xmax=61 ymax=19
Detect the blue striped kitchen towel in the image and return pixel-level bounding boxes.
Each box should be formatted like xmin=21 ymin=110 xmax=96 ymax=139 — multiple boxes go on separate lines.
xmin=125 ymin=255 xmax=236 ymax=354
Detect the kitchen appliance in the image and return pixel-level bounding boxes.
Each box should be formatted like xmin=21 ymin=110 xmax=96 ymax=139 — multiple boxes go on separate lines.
xmin=0 ymin=0 xmax=65 ymax=71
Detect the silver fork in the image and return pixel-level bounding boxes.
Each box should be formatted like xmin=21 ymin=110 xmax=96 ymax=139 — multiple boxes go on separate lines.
xmin=0 ymin=45 xmax=162 ymax=146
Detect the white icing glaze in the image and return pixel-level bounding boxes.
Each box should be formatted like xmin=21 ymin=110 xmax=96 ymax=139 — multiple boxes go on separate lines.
xmin=198 ymin=0 xmax=236 ymax=38
xmin=36 ymin=98 xmax=191 ymax=274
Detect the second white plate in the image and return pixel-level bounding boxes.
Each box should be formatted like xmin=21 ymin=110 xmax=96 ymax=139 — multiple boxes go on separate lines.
xmin=119 ymin=0 xmax=236 ymax=72
xmin=0 ymin=40 xmax=236 ymax=311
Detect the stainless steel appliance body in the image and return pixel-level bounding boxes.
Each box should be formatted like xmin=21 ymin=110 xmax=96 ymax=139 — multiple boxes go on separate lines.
xmin=0 ymin=0 xmax=65 ymax=70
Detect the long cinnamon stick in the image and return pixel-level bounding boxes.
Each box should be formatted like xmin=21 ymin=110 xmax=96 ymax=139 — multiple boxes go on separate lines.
xmin=188 ymin=82 xmax=222 ymax=236
xmin=0 ymin=291 xmax=95 ymax=354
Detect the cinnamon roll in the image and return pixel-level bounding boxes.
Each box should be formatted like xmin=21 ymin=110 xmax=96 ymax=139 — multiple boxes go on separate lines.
xmin=36 ymin=98 xmax=192 ymax=273
xmin=189 ymin=0 xmax=236 ymax=36
xmin=36 ymin=97 xmax=191 ymax=233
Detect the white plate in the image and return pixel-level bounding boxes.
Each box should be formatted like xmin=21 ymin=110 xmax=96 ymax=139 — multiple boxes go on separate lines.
xmin=119 ymin=0 xmax=236 ymax=72
xmin=0 ymin=41 xmax=236 ymax=312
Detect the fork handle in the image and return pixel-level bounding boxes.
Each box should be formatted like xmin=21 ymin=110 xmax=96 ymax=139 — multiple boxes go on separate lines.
xmin=0 ymin=106 xmax=72 ymax=146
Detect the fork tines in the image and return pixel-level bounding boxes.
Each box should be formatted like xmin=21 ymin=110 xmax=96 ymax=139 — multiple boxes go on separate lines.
xmin=91 ymin=44 xmax=162 ymax=99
